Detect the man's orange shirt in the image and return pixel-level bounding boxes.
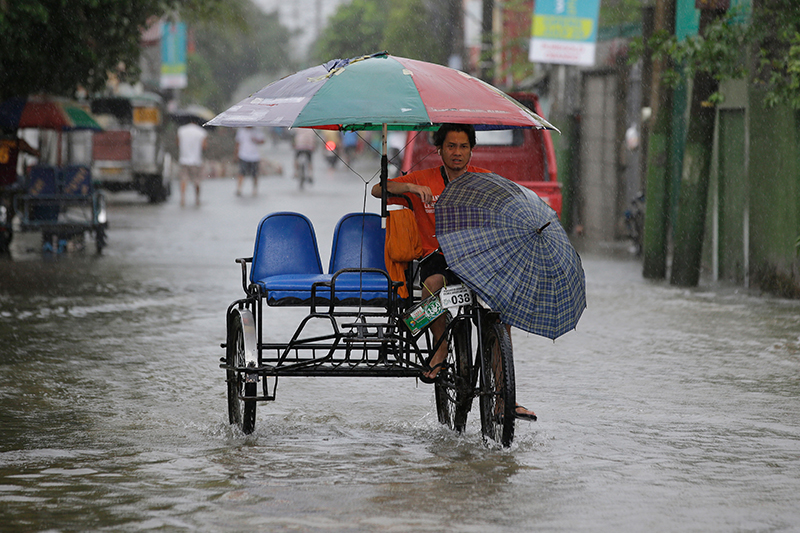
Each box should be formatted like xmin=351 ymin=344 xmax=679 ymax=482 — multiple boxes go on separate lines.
xmin=390 ymin=165 xmax=490 ymax=256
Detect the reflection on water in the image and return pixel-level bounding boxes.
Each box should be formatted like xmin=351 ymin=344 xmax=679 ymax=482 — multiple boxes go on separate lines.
xmin=2 ymin=174 xmax=800 ymax=532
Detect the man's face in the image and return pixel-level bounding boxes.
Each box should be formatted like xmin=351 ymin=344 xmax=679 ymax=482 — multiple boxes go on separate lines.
xmin=439 ymin=131 xmax=472 ymax=175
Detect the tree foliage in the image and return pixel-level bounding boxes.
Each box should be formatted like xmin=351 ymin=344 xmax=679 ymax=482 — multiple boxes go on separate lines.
xmin=750 ymin=0 xmax=800 ymax=109
xmin=642 ymin=10 xmax=747 ymax=104
xmin=310 ymin=0 xmax=449 ymax=65
xmin=186 ymin=6 xmax=291 ymax=111
xmin=640 ymin=0 xmax=800 ymax=108
xmin=599 ymin=0 xmax=645 ymax=27
xmin=382 ymin=0 xmax=447 ymax=65
xmin=311 ymin=0 xmax=390 ymax=63
xmin=0 ymin=0 xmax=246 ymax=102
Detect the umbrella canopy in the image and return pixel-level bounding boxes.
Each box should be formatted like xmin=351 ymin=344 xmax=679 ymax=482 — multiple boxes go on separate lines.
xmin=206 ymin=52 xmax=557 ymax=132
xmin=0 ymin=96 xmax=103 ymax=132
xmin=170 ymin=104 xmax=216 ymax=126
xmin=435 ymin=172 xmax=586 ymax=340
xmin=207 ymin=52 xmax=559 ymax=221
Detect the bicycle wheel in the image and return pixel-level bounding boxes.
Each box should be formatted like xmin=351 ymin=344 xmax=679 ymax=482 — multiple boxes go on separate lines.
xmin=479 ymin=321 xmax=516 ymax=446
xmin=227 ymin=313 xmax=257 ymax=434
xmin=434 ymin=317 xmax=473 ymax=432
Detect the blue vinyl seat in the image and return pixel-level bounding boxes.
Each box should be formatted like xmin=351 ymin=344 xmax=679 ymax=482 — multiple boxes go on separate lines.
xmin=250 ymin=212 xmax=327 ymax=306
xmin=327 ymin=212 xmax=391 ymax=306
xmin=249 ymin=212 xmax=392 ymax=307
xmin=26 ymin=165 xmax=60 ymax=221
xmin=61 ymin=165 xmax=93 ymax=196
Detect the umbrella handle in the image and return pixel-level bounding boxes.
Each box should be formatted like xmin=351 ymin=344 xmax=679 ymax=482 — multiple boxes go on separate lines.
xmin=537 ymin=222 xmax=551 ymax=234
xmin=380 ymin=123 xmax=388 ymax=228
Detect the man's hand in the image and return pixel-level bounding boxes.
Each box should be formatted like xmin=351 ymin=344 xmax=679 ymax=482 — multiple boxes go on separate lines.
xmin=371 ymin=181 xmax=433 ymax=204
xmin=410 ymin=183 xmax=434 ymax=204
xmin=372 ymin=181 xmax=433 ymax=204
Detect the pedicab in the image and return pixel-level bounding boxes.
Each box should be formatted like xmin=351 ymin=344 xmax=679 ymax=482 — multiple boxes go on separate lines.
xmin=209 ymin=53 xmax=585 ymax=446
xmin=14 ymin=163 xmax=108 ymax=253
xmin=0 ymin=97 xmax=107 ymax=254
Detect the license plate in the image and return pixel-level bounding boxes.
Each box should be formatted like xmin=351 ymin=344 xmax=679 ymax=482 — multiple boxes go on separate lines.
xmin=439 ymin=284 xmax=472 ymax=313
xmin=402 ymin=294 xmax=444 ymax=335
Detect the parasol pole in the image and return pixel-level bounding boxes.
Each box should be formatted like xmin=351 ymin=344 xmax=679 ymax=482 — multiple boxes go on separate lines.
xmin=57 ymin=131 xmax=63 ymax=166
xmin=380 ymin=123 xmax=388 ymax=228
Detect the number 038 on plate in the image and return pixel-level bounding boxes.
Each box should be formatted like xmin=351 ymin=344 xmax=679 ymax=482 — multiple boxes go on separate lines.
xmin=439 ymin=284 xmax=472 ymax=313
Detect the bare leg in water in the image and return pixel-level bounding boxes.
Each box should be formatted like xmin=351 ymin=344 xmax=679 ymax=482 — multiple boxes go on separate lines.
xmin=421 ymin=273 xmax=447 ymax=380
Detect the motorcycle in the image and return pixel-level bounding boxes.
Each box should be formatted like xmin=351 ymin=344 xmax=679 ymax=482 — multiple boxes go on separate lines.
xmin=625 ymin=191 xmax=645 ymax=256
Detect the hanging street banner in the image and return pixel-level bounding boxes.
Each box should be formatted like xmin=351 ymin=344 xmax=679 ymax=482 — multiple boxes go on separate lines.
xmin=160 ymin=21 xmax=188 ymax=89
xmin=528 ymin=0 xmax=601 ymax=66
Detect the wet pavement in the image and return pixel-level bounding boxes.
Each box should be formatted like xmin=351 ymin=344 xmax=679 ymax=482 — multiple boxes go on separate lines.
xmin=1 ymin=141 xmax=799 ymax=532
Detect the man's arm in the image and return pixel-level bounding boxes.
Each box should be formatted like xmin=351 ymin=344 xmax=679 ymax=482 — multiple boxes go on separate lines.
xmin=371 ymin=180 xmax=434 ymax=204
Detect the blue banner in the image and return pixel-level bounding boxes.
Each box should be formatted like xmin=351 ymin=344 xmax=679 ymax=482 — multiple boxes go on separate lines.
xmin=161 ymin=21 xmax=187 ymax=89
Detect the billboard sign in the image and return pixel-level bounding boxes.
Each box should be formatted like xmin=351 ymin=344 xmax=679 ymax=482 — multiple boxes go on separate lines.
xmin=528 ymin=0 xmax=601 ymax=66
xmin=161 ymin=21 xmax=187 ymax=89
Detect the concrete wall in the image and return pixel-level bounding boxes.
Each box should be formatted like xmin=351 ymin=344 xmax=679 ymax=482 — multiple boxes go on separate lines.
xmin=716 ymin=108 xmax=748 ymax=284
xmin=747 ymin=89 xmax=800 ymax=295
xmin=579 ymin=71 xmax=622 ymax=243
xmin=704 ymin=79 xmax=749 ymax=285
xmin=701 ymin=79 xmax=800 ymax=296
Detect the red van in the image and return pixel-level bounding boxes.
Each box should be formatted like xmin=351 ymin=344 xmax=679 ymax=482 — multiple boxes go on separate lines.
xmin=399 ymin=92 xmax=561 ymax=217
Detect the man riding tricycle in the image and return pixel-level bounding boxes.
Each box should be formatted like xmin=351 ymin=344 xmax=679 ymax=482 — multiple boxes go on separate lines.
xmin=210 ymin=53 xmax=586 ymax=446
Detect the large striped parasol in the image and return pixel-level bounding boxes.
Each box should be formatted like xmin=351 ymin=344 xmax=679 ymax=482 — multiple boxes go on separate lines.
xmin=0 ymin=96 xmax=102 ymax=132
xmin=205 ymin=52 xmax=556 ymax=132
xmin=206 ymin=52 xmax=557 ymax=222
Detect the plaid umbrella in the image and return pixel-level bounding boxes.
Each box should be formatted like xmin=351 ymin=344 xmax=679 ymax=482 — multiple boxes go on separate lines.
xmin=435 ymin=172 xmax=586 ymax=340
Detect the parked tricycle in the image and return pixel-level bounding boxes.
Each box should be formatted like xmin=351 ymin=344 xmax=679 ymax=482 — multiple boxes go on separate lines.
xmin=14 ymin=164 xmax=107 ymax=254
xmin=0 ymin=96 xmax=107 ymax=254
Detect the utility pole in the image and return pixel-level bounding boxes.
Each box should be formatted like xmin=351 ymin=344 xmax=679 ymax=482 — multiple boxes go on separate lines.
xmin=447 ymin=0 xmax=465 ymax=70
xmin=642 ymin=0 xmax=676 ymax=279
xmin=480 ymin=0 xmax=494 ymax=82
xmin=670 ymin=1 xmax=729 ymax=287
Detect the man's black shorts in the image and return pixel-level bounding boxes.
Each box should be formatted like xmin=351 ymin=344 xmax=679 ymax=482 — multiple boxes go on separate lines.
xmin=419 ymin=250 xmax=460 ymax=286
xmin=295 ymin=149 xmax=312 ymax=161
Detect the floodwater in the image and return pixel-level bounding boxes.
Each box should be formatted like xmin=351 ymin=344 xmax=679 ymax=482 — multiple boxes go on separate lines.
xmin=1 ymin=143 xmax=799 ymax=532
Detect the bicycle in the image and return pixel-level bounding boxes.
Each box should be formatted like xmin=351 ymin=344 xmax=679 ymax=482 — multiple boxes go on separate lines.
xmin=428 ymin=275 xmax=516 ymax=446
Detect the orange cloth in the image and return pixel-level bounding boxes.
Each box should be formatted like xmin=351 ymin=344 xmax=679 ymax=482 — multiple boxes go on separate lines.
xmin=384 ymin=208 xmax=423 ymax=298
xmin=390 ymin=165 xmax=490 ymax=256
xmin=0 ymin=137 xmax=22 ymax=187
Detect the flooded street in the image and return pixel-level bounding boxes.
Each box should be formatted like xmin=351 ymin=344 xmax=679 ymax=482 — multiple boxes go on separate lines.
xmin=2 ymin=142 xmax=799 ymax=532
